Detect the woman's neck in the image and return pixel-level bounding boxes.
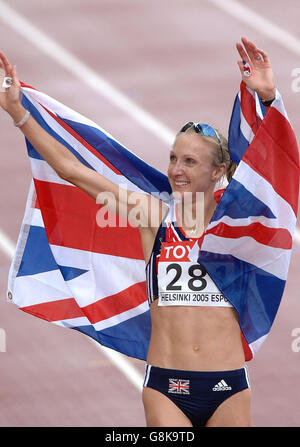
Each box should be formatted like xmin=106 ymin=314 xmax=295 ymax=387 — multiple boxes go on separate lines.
xmin=176 ymin=191 xmax=217 ymax=238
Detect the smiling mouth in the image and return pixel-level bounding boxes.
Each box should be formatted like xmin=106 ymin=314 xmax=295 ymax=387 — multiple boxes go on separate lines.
xmin=174 ymin=181 xmax=190 ymax=187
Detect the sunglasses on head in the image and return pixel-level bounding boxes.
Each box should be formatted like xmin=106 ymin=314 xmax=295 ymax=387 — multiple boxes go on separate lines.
xmin=180 ymin=122 xmax=224 ymax=163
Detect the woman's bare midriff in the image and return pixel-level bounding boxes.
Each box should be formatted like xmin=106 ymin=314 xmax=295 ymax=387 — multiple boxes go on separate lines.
xmin=146 ymin=300 xmax=245 ymax=371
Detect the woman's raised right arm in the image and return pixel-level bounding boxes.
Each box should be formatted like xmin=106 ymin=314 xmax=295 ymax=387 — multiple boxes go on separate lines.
xmin=0 ymin=51 xmax=122 ymax=201
xmin=0 ymin=51 xmax=166 ymax=230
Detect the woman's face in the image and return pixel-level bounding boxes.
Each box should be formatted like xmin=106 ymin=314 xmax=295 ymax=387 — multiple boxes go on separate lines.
xmin=167 ymin=132 xmax=221 ymax=200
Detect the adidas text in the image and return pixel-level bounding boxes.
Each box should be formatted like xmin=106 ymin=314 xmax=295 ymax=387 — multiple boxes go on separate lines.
xmin=212 ymin=380 xmax=232 ymax=391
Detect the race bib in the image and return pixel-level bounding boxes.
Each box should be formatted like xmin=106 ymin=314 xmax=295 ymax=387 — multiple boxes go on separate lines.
xmin=157 ymin=241 xmax=232 ymax=307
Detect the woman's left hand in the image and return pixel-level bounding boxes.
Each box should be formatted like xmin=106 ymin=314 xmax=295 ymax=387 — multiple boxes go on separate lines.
xmin=236 ymin=37 xmax=275 ymax=101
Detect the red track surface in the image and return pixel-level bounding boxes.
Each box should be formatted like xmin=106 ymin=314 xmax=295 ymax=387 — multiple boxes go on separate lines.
xmin=0 ymin=0 xmax=299 ymax=427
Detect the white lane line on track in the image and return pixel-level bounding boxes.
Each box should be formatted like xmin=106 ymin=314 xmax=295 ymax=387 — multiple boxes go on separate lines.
xmin=91 ymin=340 xmax=143 ymax=392
xmin=0 ymin=1 xmax=175 ymax=146
xmin=0 ymin=229 xmax=15 ymax=259
xmin=208 ymin=0 xmax=300 ymax=56
xmin=294 ymin=228 xmax=300 ymax=245
xmin=0 ymin=0 xmax=299 ymax=393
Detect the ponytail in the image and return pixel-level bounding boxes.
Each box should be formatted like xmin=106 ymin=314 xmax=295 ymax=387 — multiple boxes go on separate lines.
xmin=209 ymin=127 xmax=237 ymax=183
xmin=226 ymin=158 xmax=237 ymax=182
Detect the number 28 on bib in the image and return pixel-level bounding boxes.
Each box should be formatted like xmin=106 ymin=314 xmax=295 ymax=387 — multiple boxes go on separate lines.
xmin=157 ymin=241 xmax=232 ymax=307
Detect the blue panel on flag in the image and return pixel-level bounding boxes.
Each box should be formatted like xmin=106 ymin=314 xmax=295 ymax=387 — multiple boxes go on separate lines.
xmin=17 ymin=226 xmax=58 ymax=277
xmin=21 ymin=96 xmax=95 ymax=170
xmin=199 ymin=251 xmax=285 ymax=344
xmin=211 ymin=178 xmax=276 ymax=222
xmin=58 ymin=265 xmax=88 ymax=281
xmin=72 ymin=310 xmax=151 ymax=360
xmin=61 ymin=118 xmax=172 ymax=197
xmin=228 ymin=95 xmax=250 ymax=164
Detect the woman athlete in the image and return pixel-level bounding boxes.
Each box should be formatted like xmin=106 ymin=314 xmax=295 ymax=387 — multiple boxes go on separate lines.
xmin=0 ymin=37 xmax=276 ymax=427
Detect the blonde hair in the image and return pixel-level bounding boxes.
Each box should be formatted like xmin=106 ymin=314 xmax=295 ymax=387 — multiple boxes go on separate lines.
xmin=208 ymin=127 xmax=237 ymax=183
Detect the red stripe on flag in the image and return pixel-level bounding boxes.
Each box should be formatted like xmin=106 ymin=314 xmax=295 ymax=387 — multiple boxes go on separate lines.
xmin=207 ymin=222 xmax=292 ymax=249
xmin=240 ymin=82 xmax=262 ymax=135
xmin=241 ymin=332 xmax=253 ymax=361
xmin=20 ymin=281 xmax=147 ymax=323
xmin=21 ymin=298 xmax=84 ymax=322
xmin=21 ymin=81 xmax=37 ymax=91
xmin=40 ymin=104 xmax=121 ymax=175
xmin=33 ymin=179 xmax=144 ymax=259
xmin=82 ymin=281 xmax=147 ymax=324
xmin=243 ymin=107 xmax=300 ymax=216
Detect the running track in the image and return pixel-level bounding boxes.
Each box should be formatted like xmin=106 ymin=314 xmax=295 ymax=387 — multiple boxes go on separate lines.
xmin=0 ymin=0 xmax=299 ymax=427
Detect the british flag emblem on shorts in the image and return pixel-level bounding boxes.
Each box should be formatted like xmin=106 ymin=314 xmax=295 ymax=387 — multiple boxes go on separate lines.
xmin=168 ymin=378 xmax=190 ymax=395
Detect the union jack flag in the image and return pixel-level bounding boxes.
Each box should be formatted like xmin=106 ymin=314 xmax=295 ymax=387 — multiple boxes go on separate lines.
xmin=168 ymin=378 xmax=190 ymax=395
xmin=7 ymin=81 xmax=171 ymax=360
xmin=7 ymin=80 xmax=299 ymax=363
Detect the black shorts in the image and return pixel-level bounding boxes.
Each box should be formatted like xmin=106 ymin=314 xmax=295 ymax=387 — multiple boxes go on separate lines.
xmin=143 ymin=364 xmax=250 ymax=426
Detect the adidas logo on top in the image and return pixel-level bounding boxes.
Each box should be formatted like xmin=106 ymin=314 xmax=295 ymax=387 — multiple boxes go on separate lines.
xmin=212 ymin=380 xmax=232 ymax=391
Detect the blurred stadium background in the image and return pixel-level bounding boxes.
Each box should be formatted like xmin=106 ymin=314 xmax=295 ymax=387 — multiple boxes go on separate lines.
xmin=0 ymin=0 xmax=299 ymax=427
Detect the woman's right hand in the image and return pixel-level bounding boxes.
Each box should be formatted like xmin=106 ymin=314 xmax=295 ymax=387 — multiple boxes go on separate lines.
xmin=0 ymin=51 xmax=22 ymax=116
